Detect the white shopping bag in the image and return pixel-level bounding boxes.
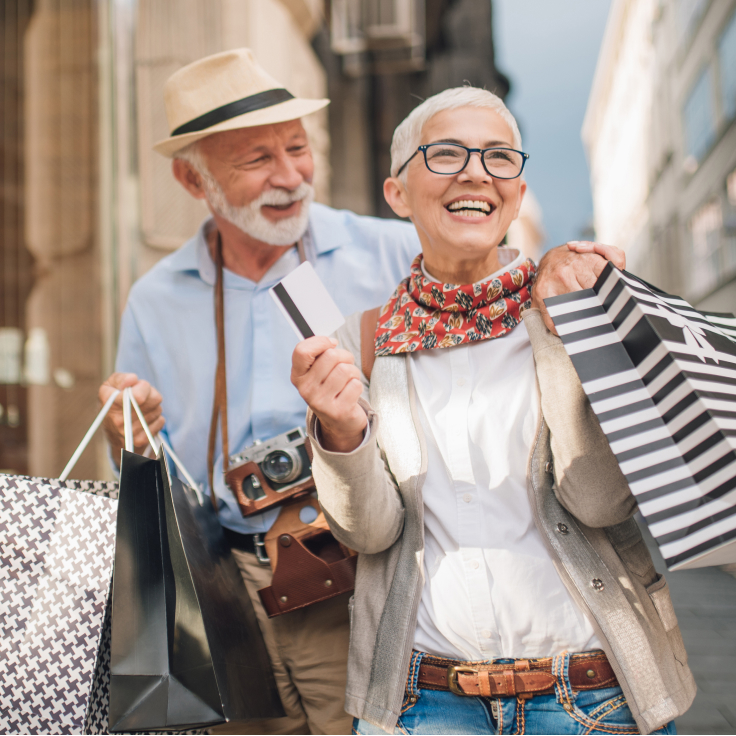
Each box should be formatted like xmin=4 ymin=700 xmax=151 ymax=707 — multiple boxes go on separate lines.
xmin=546 ymin=264 xmax=736 ymax=571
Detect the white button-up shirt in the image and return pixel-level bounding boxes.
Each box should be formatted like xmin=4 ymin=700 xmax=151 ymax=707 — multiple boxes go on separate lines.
xmin=411 ymin=251 xmax=601 ymax=661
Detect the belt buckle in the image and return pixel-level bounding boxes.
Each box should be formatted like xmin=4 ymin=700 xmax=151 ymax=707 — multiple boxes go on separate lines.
xmin=254 ymin=533 xmax=270 ymax=565
xmin=447 ymin=665 xmax=477 ymax=696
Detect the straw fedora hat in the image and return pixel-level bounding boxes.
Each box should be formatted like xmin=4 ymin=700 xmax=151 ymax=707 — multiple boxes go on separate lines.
xmin=154 ymin=48 xmax=329 ymax=157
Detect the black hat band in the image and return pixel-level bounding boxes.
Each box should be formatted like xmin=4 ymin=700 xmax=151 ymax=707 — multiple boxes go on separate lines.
xmin=171 ymin=88 xmax=295 ymax=137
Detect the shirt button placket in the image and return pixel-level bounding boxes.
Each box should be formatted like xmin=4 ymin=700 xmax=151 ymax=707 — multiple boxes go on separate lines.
xmin=448 ymin=348 xmax=496 ymax=658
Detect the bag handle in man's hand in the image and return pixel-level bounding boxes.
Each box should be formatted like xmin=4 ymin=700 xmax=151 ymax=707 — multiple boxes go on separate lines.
xmin=60 ymin=387 xmax=200 ymax=499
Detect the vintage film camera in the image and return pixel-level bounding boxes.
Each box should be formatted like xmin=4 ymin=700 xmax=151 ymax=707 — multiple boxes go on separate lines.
xmin=226 ymin=427 xmax=315 ymax=517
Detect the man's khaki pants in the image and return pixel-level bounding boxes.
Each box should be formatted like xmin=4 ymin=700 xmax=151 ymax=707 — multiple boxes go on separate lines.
xmin=210 ymin=548 xmax=353 ymax=735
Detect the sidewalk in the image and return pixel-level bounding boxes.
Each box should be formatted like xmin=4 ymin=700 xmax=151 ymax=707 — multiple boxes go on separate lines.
xmin=639 ymin=519 xmax=736 ymax=734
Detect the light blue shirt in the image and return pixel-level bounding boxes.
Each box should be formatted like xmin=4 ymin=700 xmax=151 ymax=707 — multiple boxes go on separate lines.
xmin=115 ymin=202 xmax=420 ymax=533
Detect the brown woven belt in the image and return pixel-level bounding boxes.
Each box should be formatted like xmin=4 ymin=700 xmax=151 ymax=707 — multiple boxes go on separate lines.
xmin=418 ymin=651 xmax=617 ymax=699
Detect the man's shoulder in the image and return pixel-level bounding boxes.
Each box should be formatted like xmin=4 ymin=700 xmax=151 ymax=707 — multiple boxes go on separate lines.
xmin=128 ymin=232 xmax=202 ymax=300
xmin=310 ymin=203 xmax=419 ymax=251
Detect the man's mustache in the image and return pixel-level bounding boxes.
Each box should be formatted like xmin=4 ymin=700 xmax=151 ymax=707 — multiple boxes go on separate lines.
xmin=258 ymin=183 xmax=313 ymax=207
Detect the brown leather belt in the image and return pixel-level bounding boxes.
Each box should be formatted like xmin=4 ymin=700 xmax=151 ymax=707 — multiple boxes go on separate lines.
xmin=418 ymin=651 xmax=617 ymax=699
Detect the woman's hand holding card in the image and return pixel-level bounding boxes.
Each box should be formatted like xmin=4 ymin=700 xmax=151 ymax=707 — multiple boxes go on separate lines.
xmin=291 ymin=336 xmax=368 ymax=453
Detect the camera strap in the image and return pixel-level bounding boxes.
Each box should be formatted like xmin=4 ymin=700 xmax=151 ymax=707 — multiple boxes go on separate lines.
xmin=207 ymin=231 xmax=309 ymax=509
xmin=207 ymin=231 xmax=229 ymax=509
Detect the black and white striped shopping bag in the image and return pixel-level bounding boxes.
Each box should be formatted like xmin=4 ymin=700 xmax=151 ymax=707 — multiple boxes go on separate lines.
xmin=545 ymin=263 xmax=736 ymax=570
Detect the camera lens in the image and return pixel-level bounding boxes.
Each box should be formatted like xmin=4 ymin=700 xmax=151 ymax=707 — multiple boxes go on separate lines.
xmin=262 ymin=449 xmax=302 ymax=484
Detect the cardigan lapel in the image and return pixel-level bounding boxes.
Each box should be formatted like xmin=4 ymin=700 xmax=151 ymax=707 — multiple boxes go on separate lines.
xmin=366 ymin=353 xmax=427 ymax=721
xmin=370 ymin=354 xmax=426 ymax=485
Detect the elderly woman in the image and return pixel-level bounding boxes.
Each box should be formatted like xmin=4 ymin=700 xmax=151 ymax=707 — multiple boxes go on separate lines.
xmin=291 ymin=88 xmax=693 ymax=735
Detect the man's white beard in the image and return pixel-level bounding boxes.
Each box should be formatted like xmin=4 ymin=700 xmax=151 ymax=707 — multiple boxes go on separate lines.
xmin=202 ymin=175 xmax=313 ymax=246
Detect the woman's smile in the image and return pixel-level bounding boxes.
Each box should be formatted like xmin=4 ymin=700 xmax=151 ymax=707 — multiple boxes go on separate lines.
xmin=444 ymin=195 xmax=496 ymax=220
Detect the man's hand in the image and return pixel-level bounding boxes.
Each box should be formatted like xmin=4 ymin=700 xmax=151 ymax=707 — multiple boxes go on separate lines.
xmin=99 ymin=373 xmax=165 ymax=465
xmin=291 ymin=337 xmax=367 ymax=453
xmin=531 ymin=241 xmax=626 ymax=334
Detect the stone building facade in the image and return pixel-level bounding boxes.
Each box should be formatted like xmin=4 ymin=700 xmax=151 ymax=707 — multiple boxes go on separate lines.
xmin=0 ymin=0 xmax=529 ymax=480
xmin=583 ymin=0 xmax=736 ymax=310
xmin=0 ymin=0 xmax=329 ymax=479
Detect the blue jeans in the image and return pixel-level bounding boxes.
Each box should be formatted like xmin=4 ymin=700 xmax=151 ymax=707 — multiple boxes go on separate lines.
xmin=354 ymin=651 xmax=677 ymax=735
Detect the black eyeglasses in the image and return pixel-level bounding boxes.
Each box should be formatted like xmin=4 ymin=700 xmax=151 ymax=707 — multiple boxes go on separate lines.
xmin=396 ymin=143 xmax=529 ymax=179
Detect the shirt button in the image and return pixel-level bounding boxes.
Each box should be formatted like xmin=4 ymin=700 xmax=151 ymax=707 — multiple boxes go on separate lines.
xmin=463 ymin=493 xmax=473 ymax=503
xmin=481 ymin=629 xmax=492 ymax=639
xmin=456 ymin=377 xmax=466 ymax=387
xmin=470 ymin=559 xmax=480 ymax=570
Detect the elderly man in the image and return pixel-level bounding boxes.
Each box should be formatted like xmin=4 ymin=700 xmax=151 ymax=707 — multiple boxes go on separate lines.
xmin=99 ymin=50 xmax=626 ymax=735
xmin=292 ymin=87 xmax=694 ymax=734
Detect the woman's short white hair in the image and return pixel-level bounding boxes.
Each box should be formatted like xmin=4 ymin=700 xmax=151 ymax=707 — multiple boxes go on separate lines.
xmin=390 ymin=87 xmax=522 ymax=179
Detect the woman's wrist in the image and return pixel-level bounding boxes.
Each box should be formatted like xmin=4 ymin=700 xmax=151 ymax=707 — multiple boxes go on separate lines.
xmin=318 ymin=418 xmax=367 ymax=453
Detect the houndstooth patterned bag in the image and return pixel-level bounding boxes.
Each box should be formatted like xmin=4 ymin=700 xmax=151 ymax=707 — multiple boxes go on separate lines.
xmin=1 ymin=388 xmax=124 ymax=734
xmin=0 ymin=474 xmax=117 ymax=734
xmin=35 ymin=477 xmax=119 ymax=734
xmin=0 ymin=389 xmax=209 ymax=734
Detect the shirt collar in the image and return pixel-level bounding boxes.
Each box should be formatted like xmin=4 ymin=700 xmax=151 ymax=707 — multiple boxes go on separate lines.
xmin=307 ymin=202 xmax=351 ymax=255
xmin=170 ymin=204 xmax=345 ymax=287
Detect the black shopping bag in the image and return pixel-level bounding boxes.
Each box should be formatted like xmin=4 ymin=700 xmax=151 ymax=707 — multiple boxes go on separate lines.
xmin=109 ymin=448 xmax=283 ymax=733
xmin=545 ymin=263 xmax=736 ymax=571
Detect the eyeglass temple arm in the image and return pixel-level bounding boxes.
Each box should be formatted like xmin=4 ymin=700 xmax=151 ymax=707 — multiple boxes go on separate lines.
xmin=395 ymin=149 xmax=420 ymax=177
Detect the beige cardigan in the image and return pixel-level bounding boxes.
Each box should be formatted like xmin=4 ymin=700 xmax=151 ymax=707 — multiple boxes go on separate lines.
xmin=308 ymin=308 xmax=696 ymax=734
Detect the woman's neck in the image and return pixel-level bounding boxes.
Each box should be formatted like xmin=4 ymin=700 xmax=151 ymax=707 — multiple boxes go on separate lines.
xmin=421 ymin=249 xmax=503 ymax=285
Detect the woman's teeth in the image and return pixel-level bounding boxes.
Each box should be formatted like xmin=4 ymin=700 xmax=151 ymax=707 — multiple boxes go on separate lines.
xmin=446 ymin=200 xmax=492 ymax=217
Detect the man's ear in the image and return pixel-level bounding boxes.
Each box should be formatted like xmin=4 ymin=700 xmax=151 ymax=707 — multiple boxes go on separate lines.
xmin=383 ymin=177 xmax=413 ymax=219
xmin=172 ymin=159 xmax=207 ymax=200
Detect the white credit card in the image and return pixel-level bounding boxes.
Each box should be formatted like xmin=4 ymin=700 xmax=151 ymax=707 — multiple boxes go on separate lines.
xmin=270 ymin=261 xmax=345 ymax=339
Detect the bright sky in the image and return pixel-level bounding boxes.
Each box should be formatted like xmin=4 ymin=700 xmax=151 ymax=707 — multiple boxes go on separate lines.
xmin=493 ymin=0 xmax=612 ymax=251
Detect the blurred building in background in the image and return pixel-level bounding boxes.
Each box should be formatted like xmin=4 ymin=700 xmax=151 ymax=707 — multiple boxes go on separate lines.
xmin=0 ymin=0 xmax=540 ymax=479
xmin=0 ymin=0 xmax=329 ymax=479
xmin=318 ymin=0 xmax=511 ymax=218
xmin=319 ymin=0 xmax=543 ymax=253
xmin=583 ymin=0 xmax=736 ymax=310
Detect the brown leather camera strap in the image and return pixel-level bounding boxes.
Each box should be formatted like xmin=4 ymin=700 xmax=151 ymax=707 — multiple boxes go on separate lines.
xmin=360 ymin=306 xmax=381 ymax=382
xmin=207 ymin=232 xmax=229 ymax=509
xmin=258 ymin=496 xmax=357 ymax=617
xmin=208 ymin=233 xmax=307 ymax=509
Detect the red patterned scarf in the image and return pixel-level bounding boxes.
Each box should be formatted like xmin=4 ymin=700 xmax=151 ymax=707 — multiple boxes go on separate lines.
xmin=375 ymin=254 xmax=536 ymax=355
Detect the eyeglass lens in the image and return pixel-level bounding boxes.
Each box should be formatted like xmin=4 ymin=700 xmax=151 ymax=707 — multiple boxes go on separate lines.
xmin=424 ymin=143 xmax=524 ymax=178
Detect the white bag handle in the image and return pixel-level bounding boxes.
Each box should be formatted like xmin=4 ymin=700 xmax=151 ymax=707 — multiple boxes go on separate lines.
xmin=60 ymin=389 xmax=123 ymax=481
xmin=124 ymin=389 xmax=203 ymax=500
xmin=60 ymin=388 xmax=201 ymax=499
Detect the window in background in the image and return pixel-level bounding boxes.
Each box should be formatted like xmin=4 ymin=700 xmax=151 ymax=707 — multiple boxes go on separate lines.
xmin=719 ymin=9 xmax=736 ymax=122
xmin=690 ymin=199 xmax=723 ymax=295
xmin=683 ymin=67 xmax=716 ymax=163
